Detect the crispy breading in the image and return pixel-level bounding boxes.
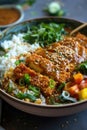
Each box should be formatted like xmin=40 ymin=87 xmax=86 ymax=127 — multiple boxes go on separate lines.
xmin=26 ymin=53 xmax=59 ymax=81
xmin=34 ymin=42 xmax=85 ymax=83
xmin=59 ymin=36 xmax=87 ymax=59
xmin=26 ymin=53 xmax=70 ymax=83
xmin=76 ymin=33 xmax=87 ymax=48
xmin=13 ymin=63 xmax=56 ymax=96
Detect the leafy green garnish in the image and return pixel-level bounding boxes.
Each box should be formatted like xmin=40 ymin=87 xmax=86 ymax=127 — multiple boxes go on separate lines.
xmin=76 ymin=60 xmax=87 ymax=75
xmin=23 ymin=23 xmax=66 ymax=47
xmin=57 ymin=82 xmax=66 ymax=92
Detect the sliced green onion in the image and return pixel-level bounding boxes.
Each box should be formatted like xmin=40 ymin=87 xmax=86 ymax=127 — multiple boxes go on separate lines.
xmin=7 ymin=84 xmax=13 ymax=93
xmin=19 ymin=74 xmax=31 ymax=86
xmin=48 ymin=96 xmax=56 ymax=105
xmin=24 ymin=74 xmax=31 ymax=84
xmin=15 ymin=91 xmax=36 ymax=101
xmin=59 ymin=91 xmax=77 ymax=103
xmin=49 ymin=79 xmax=56 ymax=88
xmin=16 ymin=91 xmax=27 ymax=99
xmin=27 ymin=93 xmax=36 ymax=101
xmin=7 ymin=80 xmax=16 ymax=93
xmin=19 ymin=78 xmax=25 ymax=86
xmin=28 ymin=85 xmax=40 ymax=97
xmin=48 ymin=96 xmax=60 ymax=105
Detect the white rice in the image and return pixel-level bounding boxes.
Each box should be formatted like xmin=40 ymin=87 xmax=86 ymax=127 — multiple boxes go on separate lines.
xmin=0 ymin=33 xmax=40 ymax=73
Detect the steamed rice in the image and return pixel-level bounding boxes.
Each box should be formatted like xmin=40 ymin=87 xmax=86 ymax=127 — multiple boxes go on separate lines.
xmin=0 ymin=33 xmax=40 ymax=72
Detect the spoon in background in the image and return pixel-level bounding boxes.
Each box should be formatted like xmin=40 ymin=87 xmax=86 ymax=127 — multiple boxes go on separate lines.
xmin=70 ymin=22 xmax=87 ymax=36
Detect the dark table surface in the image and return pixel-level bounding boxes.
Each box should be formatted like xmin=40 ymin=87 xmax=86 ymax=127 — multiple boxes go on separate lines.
xmin=1 ymin=0 xmax=87 ymax=130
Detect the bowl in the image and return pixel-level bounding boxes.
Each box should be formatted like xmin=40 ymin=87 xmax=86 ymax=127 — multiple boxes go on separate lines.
xmin=0 ymin=17 xmax=87 ymax=117
xmin=0 ymin=4 xmax=24 ymax=28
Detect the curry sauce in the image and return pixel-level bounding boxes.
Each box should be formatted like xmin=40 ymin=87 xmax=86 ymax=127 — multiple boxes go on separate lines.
xmin=0 ymin=8 xmax=21 ymax=25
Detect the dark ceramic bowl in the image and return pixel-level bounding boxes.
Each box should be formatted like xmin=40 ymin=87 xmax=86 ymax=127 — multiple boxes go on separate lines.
xmin=0 ymin=17 xmax=87 ymax=117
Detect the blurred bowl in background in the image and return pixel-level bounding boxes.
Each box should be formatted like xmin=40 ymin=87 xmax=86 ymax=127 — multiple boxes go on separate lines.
xmin=0 ymin=4 xmax=24 ymax=28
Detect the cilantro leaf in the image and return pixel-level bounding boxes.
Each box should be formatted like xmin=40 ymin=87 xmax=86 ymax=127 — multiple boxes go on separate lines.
xmin=23 ymin=22 xmax=66 ymax=47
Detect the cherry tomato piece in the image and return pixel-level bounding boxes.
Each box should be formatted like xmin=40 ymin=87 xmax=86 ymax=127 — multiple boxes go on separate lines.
xmin=79 ymin=79 xmax=87 ymax=90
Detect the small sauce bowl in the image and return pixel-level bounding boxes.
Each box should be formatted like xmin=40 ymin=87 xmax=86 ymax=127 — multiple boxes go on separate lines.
xmin=0 ymin=5 xmax=24 ymax=28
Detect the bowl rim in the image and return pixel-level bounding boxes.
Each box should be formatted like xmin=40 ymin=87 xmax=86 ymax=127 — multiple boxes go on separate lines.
xmin=0 ymin=88 xmax=87 ymax=108
xmin=0 ymin=16 xmax=87 ymax=109
xmin=1 ymin=16 xmax=85 ymax=34
xmin=0 ymin=4 xmax=24 ymax=28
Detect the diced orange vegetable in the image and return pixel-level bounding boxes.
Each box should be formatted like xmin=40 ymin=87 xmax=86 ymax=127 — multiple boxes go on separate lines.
xmin=73 ymin=72 xmax=83 ymax=84
xmin=68 ymin=84 xmax=79 ymax=96
xmin=79 ymin=88 xmax=87 ymax=100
